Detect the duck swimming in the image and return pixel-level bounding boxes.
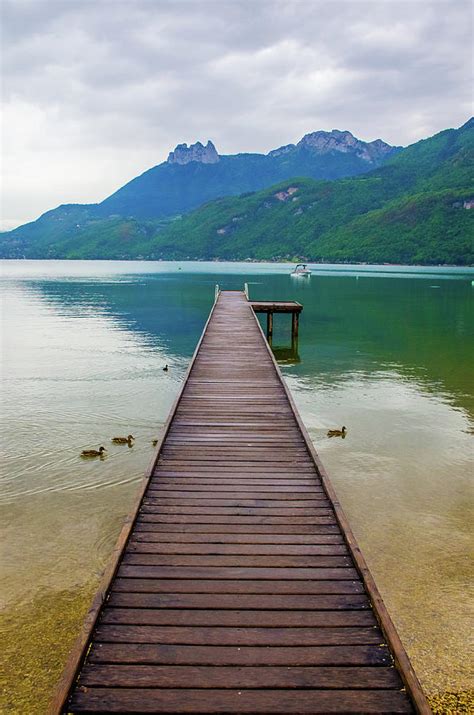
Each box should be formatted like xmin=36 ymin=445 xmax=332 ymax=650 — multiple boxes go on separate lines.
xmin=152 ymin=439 xmax=158 ymax=446
xmin=111 ymin=434 xmax=134 ymax=444
xmin=327 ymin=426 xmax=347 ymax=438
xmin=163 ymin=364 xmax=169 ymax=372
xmin=81 ymin=446 xmax=107 ymax=457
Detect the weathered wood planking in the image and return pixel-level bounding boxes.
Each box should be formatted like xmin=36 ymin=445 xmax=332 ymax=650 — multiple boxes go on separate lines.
xmin=51 ymin=290 xmax=430 ymax=714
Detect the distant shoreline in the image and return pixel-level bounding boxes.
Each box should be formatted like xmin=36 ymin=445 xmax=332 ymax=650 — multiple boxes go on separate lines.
xmin=1 ymin=257 xmax=473 ymax=269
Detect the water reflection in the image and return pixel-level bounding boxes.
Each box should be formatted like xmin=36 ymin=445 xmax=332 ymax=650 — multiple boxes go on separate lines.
xmin=272 ymin=343 xmax=301 ymax=364
xmin=8 ymin=265 xmax=473 ymax=418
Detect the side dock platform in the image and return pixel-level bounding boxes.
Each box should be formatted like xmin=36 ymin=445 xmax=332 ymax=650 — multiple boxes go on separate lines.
xmin=50 ymin=290 xmax=430 ymax=714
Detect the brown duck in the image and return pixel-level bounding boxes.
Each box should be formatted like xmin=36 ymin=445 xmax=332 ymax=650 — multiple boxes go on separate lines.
xmin=111 ymin=434 xmax=134 ymax=445
xmin=81 ymin=446 xmax=107 ymax=457
xmin=327 ymin=426 xmax=347 ymax=438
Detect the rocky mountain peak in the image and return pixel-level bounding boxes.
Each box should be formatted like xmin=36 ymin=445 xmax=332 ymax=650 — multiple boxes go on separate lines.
xmin=297 ymin=129 xmax=396 ymax=163
xmin=167 ymin=140 xmax=219 ymax=165
xmin=267 ymin=143 xmax=296 ymax=158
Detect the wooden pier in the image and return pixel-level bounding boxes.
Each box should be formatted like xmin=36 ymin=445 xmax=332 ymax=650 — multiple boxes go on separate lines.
xmin=51 ymin=290 xmax=430 ymax=714
xmin=249 ymin=300 xmax=302 ymax=342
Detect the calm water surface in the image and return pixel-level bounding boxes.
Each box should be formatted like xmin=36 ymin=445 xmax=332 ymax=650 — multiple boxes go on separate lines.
xmin=1 ymin=260 xmax=473 ymax=712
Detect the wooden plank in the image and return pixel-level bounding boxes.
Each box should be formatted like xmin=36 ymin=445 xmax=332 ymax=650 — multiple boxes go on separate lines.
xmin=130 ymin=533 xmax=345 ymax=544
xmin=117 ymin=565 xmax=358 ymax=580
xmin=141 ymin=499 xmax=332 ymax=508
xmin=136 ymin=515 xmax=337 ymax=524
xmin=79 ymin=664 xmax=402 ymax=689
xmin=144 ymin=493 xmax=329 ymax=501
xmin=151 ymin=482 xmax=321 ymax=488
xmin=94 ymin=624 xmax=384 ymax=646
xmin=139 ymin=506 xmax=334 ymax=516
xmin=164 ymin=439 xmax=305 ymax=445
xmin=250 ymin=299 xmax=303 ymax=312
xmin=70 ymin=687 xmax=413 ymax=713
xmin=149 ymin=484 xmax=324 ymax=491
xmin=101 ymin=606 xmax=375 ymax=626
xmin=153 ymin=468 xmax=317 ymax=474
xmin=111 ymin=583 xmax=368 ymax=598
xmin=144 ymin=497 xmax=328 ymax=505
xmin=122 ymin=554 xmax=351 ymax=567
xmin=127 ymin=542 xmax=348 ymax=554
xmin=87 ymin=643 xmax=392 ymax=666
xmin=133 ymin=523 xmax=342 ymax=534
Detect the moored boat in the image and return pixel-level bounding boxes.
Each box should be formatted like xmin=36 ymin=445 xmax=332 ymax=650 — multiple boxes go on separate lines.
xmin=291 ymin=263 xmax=311 ymax=277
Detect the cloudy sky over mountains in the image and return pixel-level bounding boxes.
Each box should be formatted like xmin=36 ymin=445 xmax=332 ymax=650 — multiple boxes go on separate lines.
xmin=2 ymin=0 xmax=472 ymax=229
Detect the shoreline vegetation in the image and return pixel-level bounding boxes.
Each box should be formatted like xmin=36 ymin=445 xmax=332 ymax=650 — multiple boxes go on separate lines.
xmin=1 ymin=257 xmax=473 ymax=268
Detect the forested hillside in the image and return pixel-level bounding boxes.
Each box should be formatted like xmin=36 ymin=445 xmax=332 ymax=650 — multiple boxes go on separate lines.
xmin=1 ymin=119 xmax=472 ymax=264
xmin=121 ymin=118 xmax=474 ymax=265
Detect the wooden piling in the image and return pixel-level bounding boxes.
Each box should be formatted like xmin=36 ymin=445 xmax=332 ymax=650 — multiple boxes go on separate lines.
xmin=266 ymin=311 xmax=273 ymax=339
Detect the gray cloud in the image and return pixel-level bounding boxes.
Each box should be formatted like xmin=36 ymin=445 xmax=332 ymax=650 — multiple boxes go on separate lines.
xmin=1 ymin=0 xmax=472 ymax=229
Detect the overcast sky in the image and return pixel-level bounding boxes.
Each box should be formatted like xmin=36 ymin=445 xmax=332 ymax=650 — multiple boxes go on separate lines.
xmin=1 ymin=0 xmax=472 ymax=230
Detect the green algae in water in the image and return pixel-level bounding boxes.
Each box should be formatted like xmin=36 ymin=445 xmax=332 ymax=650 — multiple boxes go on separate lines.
xmin=0 ymin=586 xmax=95 ymax=714
xmin=429 ymin=691 xmax=474 ymax=714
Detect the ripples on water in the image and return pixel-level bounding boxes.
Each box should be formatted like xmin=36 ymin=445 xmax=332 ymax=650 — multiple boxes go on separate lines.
xmin=0 ymin=260 xmax=473 ymax=713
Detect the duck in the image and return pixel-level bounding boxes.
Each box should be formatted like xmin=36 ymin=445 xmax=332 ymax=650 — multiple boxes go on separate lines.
xmin=327 ymin=426 xmax=347 ymax=438
xmin=111 ymin=434 xmax=134 ymax=444
xmin=81 ymin=446 xmax=107 ymax=458
xmin=163 ymin=364 xmax=169 ymax=372
xmin=152 ymin=439 xmax=158 ymax=446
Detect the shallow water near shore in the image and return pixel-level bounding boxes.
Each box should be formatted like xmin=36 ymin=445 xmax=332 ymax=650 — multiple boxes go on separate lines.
xmin=1 ymin=260 xmax=473 ymax=713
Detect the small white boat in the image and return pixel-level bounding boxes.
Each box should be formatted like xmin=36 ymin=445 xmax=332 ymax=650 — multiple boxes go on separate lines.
xmin=291 ymin=263 xmax=311 ymax=277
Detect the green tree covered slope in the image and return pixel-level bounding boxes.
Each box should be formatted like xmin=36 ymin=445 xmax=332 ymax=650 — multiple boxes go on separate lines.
xmin=139 ymin=118 xmax=474 ymax=264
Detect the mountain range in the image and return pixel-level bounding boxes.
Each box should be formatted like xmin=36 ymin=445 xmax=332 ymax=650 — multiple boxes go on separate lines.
xmin=1 ymin=121 xmax=473 ymax=264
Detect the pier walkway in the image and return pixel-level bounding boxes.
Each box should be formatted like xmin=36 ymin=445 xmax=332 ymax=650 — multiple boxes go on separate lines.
xmin=52 ymin=290 xmax=429 ymax=713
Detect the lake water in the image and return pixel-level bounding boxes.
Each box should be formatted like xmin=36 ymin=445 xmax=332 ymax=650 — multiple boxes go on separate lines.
xmin=1 ymin=260 xmax=473 ymax=713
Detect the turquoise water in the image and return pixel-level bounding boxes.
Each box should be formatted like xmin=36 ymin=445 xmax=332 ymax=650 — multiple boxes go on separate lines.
xmin=0 ymin=260 xmax=473 ymax=712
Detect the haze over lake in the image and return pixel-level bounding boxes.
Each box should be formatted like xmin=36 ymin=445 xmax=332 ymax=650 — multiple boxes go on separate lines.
xmin=1 ymin=259 xmax=473 ymax=712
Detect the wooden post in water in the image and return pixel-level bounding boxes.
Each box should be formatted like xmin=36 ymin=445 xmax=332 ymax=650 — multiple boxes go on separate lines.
xmin=291 ymin=310 xmax=299 ymax=339
xmin=266 ymin=311 xmax=273 ymax=341
xmin=250 ymin=298 xmax=302 ymax=351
